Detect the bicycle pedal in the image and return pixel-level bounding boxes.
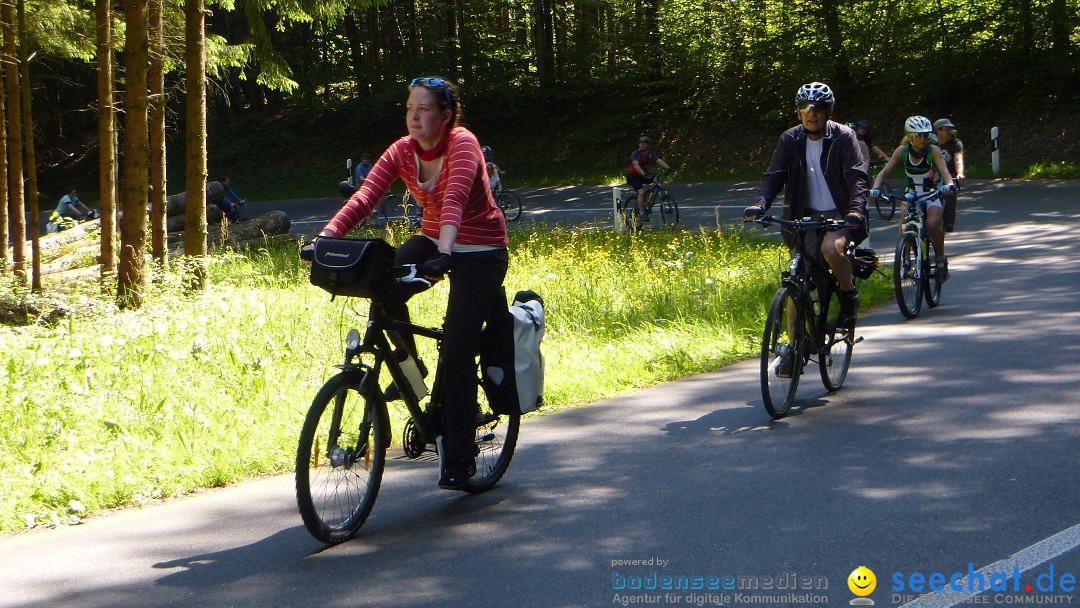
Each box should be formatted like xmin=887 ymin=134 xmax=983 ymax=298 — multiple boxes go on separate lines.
xmin=477 ymin=432 xmax=496 ymax=443
xmin=854 ymin=336 xmax=864 ymax=344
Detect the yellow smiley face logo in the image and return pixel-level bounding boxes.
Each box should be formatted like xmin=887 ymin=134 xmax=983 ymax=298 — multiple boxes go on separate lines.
xmin=848 ymin=566 xmax=877 ymax=596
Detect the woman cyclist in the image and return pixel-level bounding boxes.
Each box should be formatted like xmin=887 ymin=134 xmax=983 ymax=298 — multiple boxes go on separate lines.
xmin=870 ymin=115 xmax=955 ymax=279
xmin=310 ymin=77 xmax=509 ymax=491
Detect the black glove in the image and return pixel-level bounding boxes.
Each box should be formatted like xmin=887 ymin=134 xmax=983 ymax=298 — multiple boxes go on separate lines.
xmin=743 ymin=205 xmax=765 ymax=220
xmin=417 ymin=252 xmax=453 ymax=278
xmin=844 ymin=212 xmax=864 ymax=229
xmin=300 ymin=239 xmax=317 ymax=261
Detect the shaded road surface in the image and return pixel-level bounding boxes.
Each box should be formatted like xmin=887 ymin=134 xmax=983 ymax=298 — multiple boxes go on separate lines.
xmin=2 ymin=180 xmax=1079 ymax=608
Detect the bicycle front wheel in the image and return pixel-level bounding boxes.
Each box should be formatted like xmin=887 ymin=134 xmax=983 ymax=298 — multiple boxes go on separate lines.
xmin=819 ymin=285 xmax=853 ymax=392
xmin=463 ymin=402 xmax=520 ymax=493
xmin=894 ymin=232 xmax=923 ymax=319
xmin=876 ymin=184 xmax=896 ymax=220
xmin=296 ymin=369 xmax=387 ymax=544
xmin=761 ymin=288 xmax=803 ymax=419
xmin=496 ymin=191 xmax=522 ymax=221
xmin=658 ymin=193 xmax=679 ymax=226
xmin=924 ymin=238 xmax=943 ymax=308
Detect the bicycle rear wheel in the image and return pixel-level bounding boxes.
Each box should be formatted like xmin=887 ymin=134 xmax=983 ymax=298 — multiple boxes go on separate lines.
xmin=496 ymin=191 xmax=522 ymax=221
xmin=463 ymin=402 xmax=520 ymax=493
xmin=761 ymin=287 xmax=803 ymax=419
xmin=296 ymin=369 xmax=387 ymax=544
xmin=893 ymin=232 xmax=923 ymax=319
xmin=819 ymin=285 xmax=853 ymax=391
xmin=658 ymin=193 xmax=679 ymax=226
xmin=924 ymin=238 xmax=943 ymax=308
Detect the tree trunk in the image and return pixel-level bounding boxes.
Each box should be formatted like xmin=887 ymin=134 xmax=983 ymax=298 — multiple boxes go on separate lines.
xmin=149 ymin=0 xmax=166 ymax=267
xmin=96 ymin=0 xmax=117 ymax=287
xmin=0 ymin=65 xmax=7 ymax=275
xmin=117 ymin=0 xmax=149 ymax=309
xmin=2 ymin=0 xmax=26 ymax=283
xmin=184 ymin=0 xmax=208 ymax=290
xmin=18 ymin=0 xmax=39 ymax=291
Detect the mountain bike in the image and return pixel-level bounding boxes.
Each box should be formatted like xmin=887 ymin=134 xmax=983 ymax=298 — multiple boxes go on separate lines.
xmin=615 ymin=171 xmax=678 ymax=229
xmin=748 ymin=215 xmax=875 ymax=419
xmin=879 ymin=189 xmax=948 ymax=319
xmin=296 ymin=239 xmax=519 ymax=544
xmin=494 ymin=189 xmax=522 ymax=221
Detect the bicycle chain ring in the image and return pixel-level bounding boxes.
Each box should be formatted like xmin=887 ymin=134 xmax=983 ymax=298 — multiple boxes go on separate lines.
xmin=402 ymin=418 xmax=425 ymax=459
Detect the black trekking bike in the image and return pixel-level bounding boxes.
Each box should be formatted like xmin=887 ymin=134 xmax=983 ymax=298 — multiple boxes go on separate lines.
xmin=616 ymin=171 xmax=679 ymax=229
xmin=749 ymin=215 xmax=876 ymax=419
xmin=296 ymin=239 xmax=519 ymax=544
xmin=879 ymin=189 xmax=947 ymax=319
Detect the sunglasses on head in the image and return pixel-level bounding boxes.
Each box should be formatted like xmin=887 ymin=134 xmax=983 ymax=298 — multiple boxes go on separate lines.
xmin=410 ymin=77 xmax=453 ymax=107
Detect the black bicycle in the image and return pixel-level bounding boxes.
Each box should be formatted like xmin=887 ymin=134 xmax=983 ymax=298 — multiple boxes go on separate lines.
xmin=616 ymin=171 xmax=679 ymax=229
xmin=494 ymin=189 xmax=523 ymax=221
xmin=296 ymin=239 xmax=519 ymax=544
xmin=879 ymin=189 xmax=947 ymax=319
xmin=749 ymin=215 xmax=876 ymax=419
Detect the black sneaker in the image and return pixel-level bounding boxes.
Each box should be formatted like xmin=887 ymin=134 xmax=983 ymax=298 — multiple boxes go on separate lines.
xmin=939 ymin=258 xmax=950 ymax=282
xmin=836 ymin=288 xmax=860 ymax=328
xmin=944 ymin=224 xmax=955 ymax=233
xmin=438 ymin=458 xmax=476 ymax=491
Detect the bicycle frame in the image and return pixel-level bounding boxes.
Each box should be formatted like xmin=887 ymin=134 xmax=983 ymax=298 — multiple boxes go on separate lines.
xmin=345 ymin=300 xmax=445 ymax=446
xmin=894 ymin=190 xmax=942 ymax=280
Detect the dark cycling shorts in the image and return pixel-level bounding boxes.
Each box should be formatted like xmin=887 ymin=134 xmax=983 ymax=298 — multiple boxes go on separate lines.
xmin=626 ymin=173 xmax=652 ymax=191
xmin=790 ymin=209 xmax=859 ymax=264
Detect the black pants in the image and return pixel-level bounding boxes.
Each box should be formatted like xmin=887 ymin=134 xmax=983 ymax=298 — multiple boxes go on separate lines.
xmin=942 ymin=187 xmax=958 ymax=229
xmin=385 ymin=235 xmax=509 ymax=462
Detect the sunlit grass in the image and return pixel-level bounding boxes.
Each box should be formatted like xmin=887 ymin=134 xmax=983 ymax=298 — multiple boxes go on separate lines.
xmin=0 ymin=225 xmax=889 ymax=533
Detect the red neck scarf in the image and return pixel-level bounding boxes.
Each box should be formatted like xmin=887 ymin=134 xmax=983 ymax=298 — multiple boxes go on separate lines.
xmin=411 ymin=126 xmax=452 ymax=161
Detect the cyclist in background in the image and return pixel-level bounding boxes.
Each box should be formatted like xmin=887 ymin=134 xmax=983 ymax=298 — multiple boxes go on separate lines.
xmin=855 ymin=119 xmax=890 ymax=162
xmin=483 ymin=146 xmax=504 ymax=194
xmin=933 ymin=118 xmax=965 ymax=232
xmin=870 ymin=115 xmax=955 ymax=279
xmin=626 ymin=136 xmax=672 ymax=221
xmin=743 ymin=81 xmax=868 ymax=327
xmin=353 ymin=151 xmax=374 ymax=185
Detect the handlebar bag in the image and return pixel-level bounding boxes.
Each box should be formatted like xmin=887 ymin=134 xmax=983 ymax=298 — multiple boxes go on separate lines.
xmin=309 ymin=237 xmax=396 ymax=298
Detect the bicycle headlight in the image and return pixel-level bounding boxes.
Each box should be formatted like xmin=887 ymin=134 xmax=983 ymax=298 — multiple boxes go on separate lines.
xmin=345 ymin=329 xmax=361 ymax=353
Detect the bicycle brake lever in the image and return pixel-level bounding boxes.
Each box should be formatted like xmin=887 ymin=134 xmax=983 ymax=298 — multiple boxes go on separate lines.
xmin=392 ymin=264 xmax=432 ymax=288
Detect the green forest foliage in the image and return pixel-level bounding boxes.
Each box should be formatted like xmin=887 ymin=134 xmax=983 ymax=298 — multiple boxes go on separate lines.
xmin=24 ymin=0 xmax=1080 ymax=195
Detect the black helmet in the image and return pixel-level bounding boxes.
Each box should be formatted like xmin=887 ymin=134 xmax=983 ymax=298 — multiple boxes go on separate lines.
xmin=856 ymin=119 xmax=871 ymax=128
xmin=481 ymin=145 xmax=493 ymax=161
xmin=794 ymin=82 xmax=835 ymax=106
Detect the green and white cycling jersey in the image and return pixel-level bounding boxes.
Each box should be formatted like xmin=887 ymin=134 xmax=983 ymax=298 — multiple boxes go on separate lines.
xmin=902 ymin=142 xmax=941 ymax=194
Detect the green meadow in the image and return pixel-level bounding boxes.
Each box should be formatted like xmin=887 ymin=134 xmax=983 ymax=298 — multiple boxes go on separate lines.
xmin=0 ymin=224 xmax=890 ymax=533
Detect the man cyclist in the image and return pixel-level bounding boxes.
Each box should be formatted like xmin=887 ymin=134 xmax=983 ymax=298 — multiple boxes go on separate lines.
xmin=744 ymin=82 xmax=869 ymax=329
xmin=627 ymin=136 xmax=671 ymax=221
xmin=855 ymin=119 xmax=889 ymax=162
xmin=933 ymin=118 xmax=964 ymax=232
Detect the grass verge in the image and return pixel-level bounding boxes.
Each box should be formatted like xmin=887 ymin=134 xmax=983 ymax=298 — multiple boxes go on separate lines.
xmin=0 ymin=224 xmax=890 ymax=533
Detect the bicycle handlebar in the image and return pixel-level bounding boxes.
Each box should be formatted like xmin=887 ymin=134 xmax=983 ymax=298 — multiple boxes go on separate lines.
xmin=746 ymin=215 xmax=847 ymax=232
xmin=875 ymin=187 xmax=951 ymax=204
xmin=390 ymin=264 xmax=434 ymax=288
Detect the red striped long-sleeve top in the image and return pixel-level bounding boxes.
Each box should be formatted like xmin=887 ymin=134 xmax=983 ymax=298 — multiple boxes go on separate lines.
xmin=322 ymin=127 xmax=508 ymax=247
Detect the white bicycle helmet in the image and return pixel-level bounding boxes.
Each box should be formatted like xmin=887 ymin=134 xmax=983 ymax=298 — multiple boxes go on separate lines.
xmin=905 ymin=115 xmax=933 ymax=134
xmin=794 ymin=82 xmax=835 ymax=106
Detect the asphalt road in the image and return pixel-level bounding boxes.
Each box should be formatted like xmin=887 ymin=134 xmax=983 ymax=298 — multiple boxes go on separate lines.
xmin=2 ymin=180 xmax=1078 ymax=608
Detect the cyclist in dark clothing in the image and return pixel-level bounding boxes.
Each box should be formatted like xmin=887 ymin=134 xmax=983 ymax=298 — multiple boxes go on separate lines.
xmin=626 ymin=136 xmax=671 ymax=220
xmin=744 ymin=82 xmax=869 ymax=327
xmin=933 ymin=118 xmax=965 ymax=232
xmin=855 ymin=119 xmax=889 ymax=161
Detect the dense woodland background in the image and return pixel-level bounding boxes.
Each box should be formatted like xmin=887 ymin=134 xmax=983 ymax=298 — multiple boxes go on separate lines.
xmin=19 ymin=0 xmax=1079 ymax=203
